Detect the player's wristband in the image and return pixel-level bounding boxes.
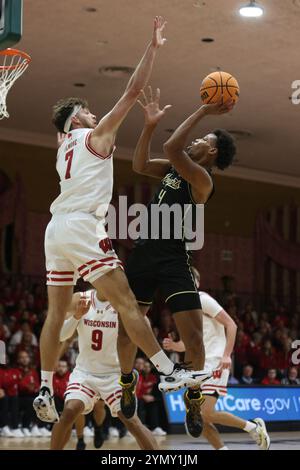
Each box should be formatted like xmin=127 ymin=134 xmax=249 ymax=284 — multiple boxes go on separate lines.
xmin=60 ymin=315 xmax=80 ymax=341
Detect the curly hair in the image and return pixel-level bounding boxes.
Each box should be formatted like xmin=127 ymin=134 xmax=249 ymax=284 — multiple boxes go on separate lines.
xmin=213 ymin=129 xmax=237 ymax=170
xmin=52 ymin=97 xmax=88 ymax=133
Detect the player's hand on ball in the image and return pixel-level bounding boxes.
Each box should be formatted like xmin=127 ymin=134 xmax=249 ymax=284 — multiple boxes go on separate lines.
xmin=152 ymin=16 xmax=167 ymax=48
xmin=202 ymin=98 xmax=235 ymax=115
xmin=74 ymin=299 xmax=91 ymax=320
xmin=218 ymin=355 xmax=232 ymax=370
xmin=138 ymin=86 xmax=172 ymax=126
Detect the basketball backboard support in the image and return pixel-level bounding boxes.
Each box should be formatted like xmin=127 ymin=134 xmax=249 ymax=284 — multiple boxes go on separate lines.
xmin=0 ymin=0 xmax=23 ymax=50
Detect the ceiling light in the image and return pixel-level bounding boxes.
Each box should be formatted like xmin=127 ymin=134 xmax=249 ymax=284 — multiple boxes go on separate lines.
xmin=99 ymin=66 xmax=135 ymax=78
xmin=239 ymin=1 xmax=264 ymax=17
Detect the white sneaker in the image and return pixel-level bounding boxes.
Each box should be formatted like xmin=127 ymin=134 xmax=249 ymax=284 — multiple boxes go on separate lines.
xmin=83 ymin=426 xmax=94 ymax=437
xmin=1 ymin=426 xmax=14 ymax=438
xmin=22 ymin=428 xmax=32 ymax=437
xmin=152 ymin=427 xmax=167 ymax=436
xmin=33 ymin=387 xmax=59 ymax=423
xmin=30 ymin=425 xmax=42 ymax=437
xmin=39 ymin=427 xmax=51 ymax=437
xmin=11 ymin=428 xmax=24 ymax=438
xmin=108 ymin=427 xmax=119 ymax=438
xmin=250 ymin=418 xmax=270 ymax=450
xmin=159 ymin=365 xmax=212 ymax=393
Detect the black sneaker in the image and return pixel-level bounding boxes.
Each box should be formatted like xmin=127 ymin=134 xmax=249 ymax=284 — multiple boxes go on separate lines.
xmin=119 ymin=426 xmax=127 ymax=439
xmin=76 ymin=437 xmax=86 ymax=451
xmin=183 ymin=389 xmax=205 ymax=438
xmin=94 ymin=425 xmax=105 ymax=449
xmin=119 ymin=369 xmax=139 ymax=419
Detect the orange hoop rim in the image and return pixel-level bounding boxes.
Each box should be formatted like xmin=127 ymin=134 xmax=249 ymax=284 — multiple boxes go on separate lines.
xmin=0 ymin=48 xmax=31 ymax=71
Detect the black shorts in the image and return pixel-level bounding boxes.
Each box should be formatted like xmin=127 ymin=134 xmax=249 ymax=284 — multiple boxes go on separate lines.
xmin=125 ymin=240 xmax=201 ymax=314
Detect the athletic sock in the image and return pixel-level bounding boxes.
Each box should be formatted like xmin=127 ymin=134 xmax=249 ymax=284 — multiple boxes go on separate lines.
xmin=244 ymin=420 xmax=257 ymax=433
xmin=187 ymin=388 xmax=201 ymax=399
xmin=218 ymin=446 xmax=229 ymax=450
xmin=41 ymin=371 xmax=54 ymax=395
xmin=149 ymin=351 xmax=174 ymax=375
xmin=120 ymin=372 xmax=134 ymax=384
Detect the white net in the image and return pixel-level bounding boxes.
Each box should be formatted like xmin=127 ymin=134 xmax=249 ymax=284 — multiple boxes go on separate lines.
xmin=0 ymin=49 xmax=30 ymax=119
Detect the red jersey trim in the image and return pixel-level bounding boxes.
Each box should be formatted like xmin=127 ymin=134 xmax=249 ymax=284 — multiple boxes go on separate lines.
xmin=85 ymin=131 xmax=115 ymax=160
xmin=78 ymin=257 xmax=118 ymax=272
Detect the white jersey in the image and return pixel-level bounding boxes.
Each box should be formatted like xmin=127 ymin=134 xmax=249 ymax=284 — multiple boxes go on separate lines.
xmin=75 ymin=290 xmax=120 ymax=375
xmin=199 ymin=291 xmax=226 ymax=366
xmin=50 ymin=128 xmax=115 ymax=218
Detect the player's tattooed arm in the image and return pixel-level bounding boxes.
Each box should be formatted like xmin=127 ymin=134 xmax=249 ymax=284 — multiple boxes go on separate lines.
xmin=133 ymin=86 xmax=172 ymax=178
xmin=90 ymin=17 xmax=167 ymax=154
xmin=163 ymin=99 xmax=233 ymax=200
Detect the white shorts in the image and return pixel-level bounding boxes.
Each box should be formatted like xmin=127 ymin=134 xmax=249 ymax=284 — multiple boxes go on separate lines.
xmin=201 ymin=368 xmax=229 ymax=397
xmin=45 ymin=213 xmax=123 ymax=286
xmin=64 ymin=368 xmax=122 ymax=417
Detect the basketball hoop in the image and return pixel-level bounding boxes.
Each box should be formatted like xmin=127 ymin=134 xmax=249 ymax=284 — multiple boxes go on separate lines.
xmin=0 ymin=48 xmax=31 ymax=119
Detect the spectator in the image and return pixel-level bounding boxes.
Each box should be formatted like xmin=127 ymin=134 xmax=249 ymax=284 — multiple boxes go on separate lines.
xmin=12 ymin=280 xmax=24 ymax=305
xmin=258 ymin=340 xmax=275 ymax=373
xmin=276 ymin=338 xmax=293 ymax=372
xmin=228 ymin=373 xmax=239 ymax=385
xmin=243 ymin=301 xmax=258 ymax=325
xmin=228 ymin=364 xmax=239 ymax=385
xmin=0 ymin=316 xmax=10 ymax=341
xmin=281 ymin=367 xmax=300 ymax=385
xmin=137 ymin=361 xmax=166 ymax=436
xmin=2 ymin=286 xmax=16 ymax=312
xmin=234 ymin=330 xmax=251 ymax=376
xmin=14 ymin=331 xmax=40 ymax=366
xmin=17 ymin=350 xmax=49 ymax=437
xmin=0 ymin=364 xmax=11 ymax=437
xmin=247 ymin=332 xmax=262 ymax=370
xmin=8 ymin=321 xmax=38 ymax=355
xmin=240 ymin=365 xmax=257 ymax=385
xmin=53 ymin=360 xmax=70 ymax=414
xmin=261 ymin=368 xmax=280 ymax=385
xmin=0 ymin=362 xmax=22 ymax=436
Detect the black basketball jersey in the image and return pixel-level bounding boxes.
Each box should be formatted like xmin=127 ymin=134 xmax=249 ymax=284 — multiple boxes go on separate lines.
xmin=136 ymin=166 xmax=214 ymax=246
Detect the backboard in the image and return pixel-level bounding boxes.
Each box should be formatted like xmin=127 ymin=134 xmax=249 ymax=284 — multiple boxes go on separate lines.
xmin=0 ymin=0 xmax=23 ymax=50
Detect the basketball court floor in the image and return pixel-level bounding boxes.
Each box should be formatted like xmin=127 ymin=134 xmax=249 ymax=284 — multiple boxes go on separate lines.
xmin=0 ymin=432 xmax=300 ymax=450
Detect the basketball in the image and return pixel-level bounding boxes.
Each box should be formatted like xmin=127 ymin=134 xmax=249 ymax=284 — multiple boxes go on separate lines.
xmin=200 ymin=71 xmax=240 ymax=104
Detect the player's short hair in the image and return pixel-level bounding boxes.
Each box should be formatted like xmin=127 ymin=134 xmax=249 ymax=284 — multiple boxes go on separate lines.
xmin=213 ymin=129 xmax=236 ymax=170
xmin=52 ymin=97 xmax=89 ymax=133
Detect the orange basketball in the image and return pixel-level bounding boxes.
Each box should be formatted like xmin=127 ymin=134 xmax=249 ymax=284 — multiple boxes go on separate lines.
xmin=200 ymin=71 xmax=240 ymax=104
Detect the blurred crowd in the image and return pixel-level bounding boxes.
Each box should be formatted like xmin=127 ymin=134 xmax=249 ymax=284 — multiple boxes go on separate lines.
xmin=0 ymin=273 xmax=300 ymax=439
